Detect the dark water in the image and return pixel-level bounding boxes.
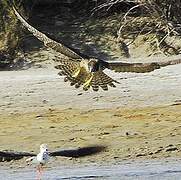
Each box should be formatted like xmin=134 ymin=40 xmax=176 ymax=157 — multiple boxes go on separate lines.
xmin=1 ymin=159 xmax=181 ymax=180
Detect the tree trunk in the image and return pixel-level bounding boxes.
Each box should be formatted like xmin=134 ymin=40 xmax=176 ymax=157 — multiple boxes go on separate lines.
xmin=0 ymin=0 xmax=25 ymax=68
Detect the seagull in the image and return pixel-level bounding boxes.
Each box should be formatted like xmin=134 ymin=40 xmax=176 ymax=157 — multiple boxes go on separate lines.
xmin=0 ymin=144 xmax=105 ymax=179
xmin=0 ymin=144 xmax=106 ymax=179
xmin=26 ymin=144 xmax=50 ymax=180
xmin=0 ymin=144 xmax=105 ymax=161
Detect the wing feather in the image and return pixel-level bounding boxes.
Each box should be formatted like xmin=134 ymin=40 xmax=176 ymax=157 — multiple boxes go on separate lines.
xmin=91 ymin=73 xmax=99 ymax=91
xmin=55 ymin=61 xmax=91 ymax=89
xmin=106 ymin=59 xmax=181 ymax=73
xmin=55 ymin=63 xmax=79 ymax=85
xmin=107 ymin=62 xmax=160 ymax=73
xmin=98 ymin=72 xmax=108 ymax=91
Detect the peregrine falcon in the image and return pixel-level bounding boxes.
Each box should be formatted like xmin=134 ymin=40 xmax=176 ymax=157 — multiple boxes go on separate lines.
xmin=13 ymin=7 xmax=181 ymax=91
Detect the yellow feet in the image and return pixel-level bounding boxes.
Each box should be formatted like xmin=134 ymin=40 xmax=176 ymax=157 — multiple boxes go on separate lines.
xmin=72 ymin=69 xmax=81 ymax=78
xmin=83 ymin=75 xmax=93 ymax=89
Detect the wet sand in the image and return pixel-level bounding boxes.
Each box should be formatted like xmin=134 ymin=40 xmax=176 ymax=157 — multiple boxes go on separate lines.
xmin=1 ymin=158 xmax=181 ymax=179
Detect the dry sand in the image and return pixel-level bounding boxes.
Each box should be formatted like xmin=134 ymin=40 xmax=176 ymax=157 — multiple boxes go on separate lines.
xmin=0 ymin=62 xmax=181 ymax=167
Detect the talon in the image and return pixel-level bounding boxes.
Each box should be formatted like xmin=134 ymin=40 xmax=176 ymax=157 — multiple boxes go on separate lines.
xmin=72 ymin=69 xmax=80 ymax=78
xmin=83 ymin=75 xmax=93 ymax=89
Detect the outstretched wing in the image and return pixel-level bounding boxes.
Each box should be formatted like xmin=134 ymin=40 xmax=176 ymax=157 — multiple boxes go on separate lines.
xmin=106 ymin=59 xmax=181 ymax=73
xmin=13 ymin=6 xmax=83 ymax=60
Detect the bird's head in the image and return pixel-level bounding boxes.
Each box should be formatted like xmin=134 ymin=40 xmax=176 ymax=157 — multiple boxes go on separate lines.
xmin=40 ymin=144 xmax=49 ymax=153
xmin=88 ymin=59 xmax=99 ymax=72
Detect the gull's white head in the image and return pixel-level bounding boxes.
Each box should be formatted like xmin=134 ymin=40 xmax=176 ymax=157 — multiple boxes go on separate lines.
xmin=40 ymin=144 xmax=48 ymax=153
xmin=26 ymin=144 xmax=49 ymax=164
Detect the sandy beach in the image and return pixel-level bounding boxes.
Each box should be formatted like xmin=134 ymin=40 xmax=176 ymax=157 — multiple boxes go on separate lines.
xmin=1 ymin=2 xmax=181 ymax=179
xmin=0 ymin=62 xmax=181 ymax=168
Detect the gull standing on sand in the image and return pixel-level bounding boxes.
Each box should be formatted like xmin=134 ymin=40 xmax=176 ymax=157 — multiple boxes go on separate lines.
xmin=26 ymin=144 xmax=50 ymax=179
xmin=0 ymin=144 xmax=105 ymax=179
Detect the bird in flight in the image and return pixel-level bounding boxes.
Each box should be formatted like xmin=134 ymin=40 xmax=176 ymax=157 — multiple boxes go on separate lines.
xmin=13 ymin=7 xmax=181 ymax=91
